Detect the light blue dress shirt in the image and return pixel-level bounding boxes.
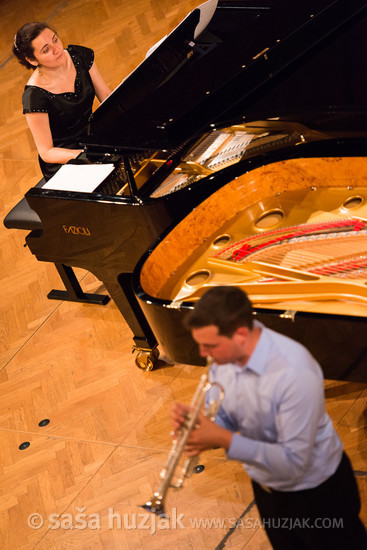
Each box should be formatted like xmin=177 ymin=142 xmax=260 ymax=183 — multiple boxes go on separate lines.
xmin=209 ymin=320 xmax=343 ymax=491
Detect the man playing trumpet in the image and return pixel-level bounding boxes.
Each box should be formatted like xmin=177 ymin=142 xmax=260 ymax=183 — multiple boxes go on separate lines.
xmin=171 ymin=286 xmax=366 ymax=550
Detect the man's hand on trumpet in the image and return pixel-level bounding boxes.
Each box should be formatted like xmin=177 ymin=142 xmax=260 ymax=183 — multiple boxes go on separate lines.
xmin=171 ymin=402 xmax=232 ymax=456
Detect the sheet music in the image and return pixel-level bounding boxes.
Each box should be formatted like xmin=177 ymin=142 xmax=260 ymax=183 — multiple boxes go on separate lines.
xmin=42 ymin=164 xmax=115 ymax=192
xmin=194 ymin=0 xmax=218 ymax=39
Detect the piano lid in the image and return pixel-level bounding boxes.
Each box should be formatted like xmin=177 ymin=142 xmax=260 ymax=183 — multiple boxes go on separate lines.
xmin=88 ymin=0 xmax=367 ymax=151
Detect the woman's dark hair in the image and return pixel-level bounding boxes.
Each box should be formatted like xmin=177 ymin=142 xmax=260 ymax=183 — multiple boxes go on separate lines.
xmin=183 ymin=286 xmax=254 ymax=336
xmin=13 ymin=22 xmax=55 ymax=70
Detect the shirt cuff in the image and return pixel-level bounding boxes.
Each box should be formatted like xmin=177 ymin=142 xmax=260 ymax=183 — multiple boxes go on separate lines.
xmin=227 ymin=433 xmax=259 ymax=463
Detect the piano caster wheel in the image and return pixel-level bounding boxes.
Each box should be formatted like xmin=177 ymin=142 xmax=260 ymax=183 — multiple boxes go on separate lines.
xmin=134 ymin=347 xmax=160 ymax=371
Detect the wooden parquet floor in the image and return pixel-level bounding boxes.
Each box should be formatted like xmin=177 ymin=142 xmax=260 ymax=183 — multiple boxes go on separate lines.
xmin=0 ymin=1 xmax=366 ymax=549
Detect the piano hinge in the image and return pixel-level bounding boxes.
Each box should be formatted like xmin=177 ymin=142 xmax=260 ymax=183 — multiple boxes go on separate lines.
xmin=167 ymin=299 xmax=183 ymax=309
xmin=280 ymin=309 xmax=297 ymax=322
xmin=253 ymin=47 xmax=269 ymax=60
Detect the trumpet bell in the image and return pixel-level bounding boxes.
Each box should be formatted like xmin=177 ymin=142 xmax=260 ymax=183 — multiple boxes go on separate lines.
xmin=141 ymin=496 xmax=168 ymax=518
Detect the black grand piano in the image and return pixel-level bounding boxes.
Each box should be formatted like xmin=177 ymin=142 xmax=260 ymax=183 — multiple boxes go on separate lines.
xmin=5 ymin=0 xmax=367 ymax=375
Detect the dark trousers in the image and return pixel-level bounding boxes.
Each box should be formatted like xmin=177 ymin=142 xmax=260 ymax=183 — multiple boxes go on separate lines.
xmin=251 ymin=452 xmax=367 ymax=550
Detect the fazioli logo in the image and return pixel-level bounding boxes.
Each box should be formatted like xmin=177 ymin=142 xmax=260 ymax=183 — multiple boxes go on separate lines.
xmin=63 ymin=225 xmax=91 ymax=236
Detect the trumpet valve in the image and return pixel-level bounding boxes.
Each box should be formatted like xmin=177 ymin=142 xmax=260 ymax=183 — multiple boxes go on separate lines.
xmin=170 ymin=477 xmax=184 ymax=489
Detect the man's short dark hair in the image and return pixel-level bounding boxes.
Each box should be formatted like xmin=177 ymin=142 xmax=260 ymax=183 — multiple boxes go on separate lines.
xmin=183 ymin=286 xmax=253 ymax=336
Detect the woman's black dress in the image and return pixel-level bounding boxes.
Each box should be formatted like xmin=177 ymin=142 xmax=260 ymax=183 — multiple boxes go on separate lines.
xmin=22 ymin=45 xmax=95 ymax=180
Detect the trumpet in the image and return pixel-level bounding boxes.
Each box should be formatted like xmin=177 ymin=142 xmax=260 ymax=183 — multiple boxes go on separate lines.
xmin=141 ymin=365 xmax=224 ymax=518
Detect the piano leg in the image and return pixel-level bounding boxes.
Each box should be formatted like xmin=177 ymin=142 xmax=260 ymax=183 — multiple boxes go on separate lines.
xmin=339 ymin=344 xmax=367 ymax=381
xmin=101 ymin=273 xmax=159 ymax=371
xmin=47 ymin=263 xmax=110 ymax=305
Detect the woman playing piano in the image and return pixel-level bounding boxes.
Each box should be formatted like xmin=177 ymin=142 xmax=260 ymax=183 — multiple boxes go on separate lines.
xmin=13 ymin=22 xmax=112 ymax=180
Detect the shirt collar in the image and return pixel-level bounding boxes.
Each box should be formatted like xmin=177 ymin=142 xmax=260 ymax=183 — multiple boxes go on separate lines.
xmin=242 ymin=320 xmax=269 ymax=376
xmin=211 ymin=321 xmax=269 ymax=376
